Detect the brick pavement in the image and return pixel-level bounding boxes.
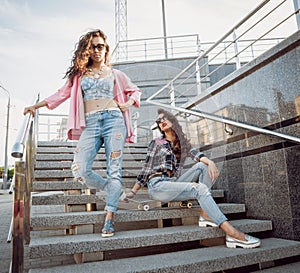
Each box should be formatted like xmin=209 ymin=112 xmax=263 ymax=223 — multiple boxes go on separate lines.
xmin=0 ymin=191 xmax=13 ymax=273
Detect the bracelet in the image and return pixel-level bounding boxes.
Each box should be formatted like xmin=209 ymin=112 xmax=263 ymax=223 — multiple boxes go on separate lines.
xmin=130 ymin=190 xmax=136 ymax=195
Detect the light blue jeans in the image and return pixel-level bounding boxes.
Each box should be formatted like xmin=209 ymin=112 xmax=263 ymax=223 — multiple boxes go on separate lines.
xmin=147 ymin=162 xmax=228 ymax=226
xmin=71 ymin=109 xmax=126 ymax=213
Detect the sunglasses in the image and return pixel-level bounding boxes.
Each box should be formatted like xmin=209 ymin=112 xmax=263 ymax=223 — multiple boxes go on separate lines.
xmin=156 ymin=116 xmax=167 ymax=124
xmin=91 ymin=43 xmax=105 ymax=51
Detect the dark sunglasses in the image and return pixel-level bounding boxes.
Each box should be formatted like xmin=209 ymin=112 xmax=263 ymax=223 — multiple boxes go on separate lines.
xmin=91 ymin=43 xmax=105 ymax=51
xmin=156 ymin=116 xmax=167 ymax=124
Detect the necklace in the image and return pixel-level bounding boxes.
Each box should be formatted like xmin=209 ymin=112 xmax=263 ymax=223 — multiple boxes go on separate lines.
xmin=87 ymin=67 xmax=105 ymax=79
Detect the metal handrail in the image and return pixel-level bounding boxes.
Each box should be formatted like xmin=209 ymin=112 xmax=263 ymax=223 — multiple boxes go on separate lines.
xmin=11 ymin=95 xmax=39 ymax=158
xmin=11 ymin=114 xmax=33 ymax=158
xmin=10 ymin=96 xmax=38 ymax=273
xmin=147 ymin=100 xmax=300 ymax=144
xmin=147 ymin=0 xmax=300 ymax=144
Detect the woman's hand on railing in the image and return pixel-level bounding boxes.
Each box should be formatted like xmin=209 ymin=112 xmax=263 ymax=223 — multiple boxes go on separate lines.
xmin=23 ymin=105 xmax=37 ymax=117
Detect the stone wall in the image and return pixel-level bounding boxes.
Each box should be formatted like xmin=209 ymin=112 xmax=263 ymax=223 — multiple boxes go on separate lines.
xmin=113 ymin=31 xmax=300 ymax=240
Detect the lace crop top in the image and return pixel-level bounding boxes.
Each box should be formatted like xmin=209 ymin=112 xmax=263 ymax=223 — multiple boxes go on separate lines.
xmin=81 ymin=72 xmax=114 ymax=101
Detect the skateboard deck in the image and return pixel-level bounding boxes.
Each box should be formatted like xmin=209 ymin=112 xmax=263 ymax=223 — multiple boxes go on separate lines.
xmin=123 ymin=197 xmax=161 ymax=211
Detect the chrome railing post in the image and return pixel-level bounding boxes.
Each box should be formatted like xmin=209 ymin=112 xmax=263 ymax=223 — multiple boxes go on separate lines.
xmin=169 ymin=82 xmax=175 ymax=107
xmin=294 ymin=0 xmax=300 ymax=29
xmin=233 ymin=29 xmax=241 ymax=70
xmin=12 ymin=161 xmax=25 ymax=273
xmin=24 ymin=120 xmax=34 ymax=244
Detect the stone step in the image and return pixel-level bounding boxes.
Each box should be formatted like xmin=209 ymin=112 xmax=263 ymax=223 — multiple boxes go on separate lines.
xmin=252 ymin=261 xmax=300 ymax=272
xmin=38 ymin=141 xmax=148 ymax=148
xmin=32 ymin=179 xmax=140 ymax=190
xmin=35 ymin=160 xmax=143 ymax=169
xmin=28 ymin=238 xmax=300 ymax=273
xmin=37 ymin=146 xmax=147 ymax=154
xmin=28 ymin=219 xmax=272 ymax=259
xmin=30 ymin=203 xmax=244 ymax=230
xmin=31 ymin=189 xmax=225 ymax=205
xmin=34 ymin=169 xmax=140 ymax=179
xmin=36 ymin=153 xmax=146 ymax=161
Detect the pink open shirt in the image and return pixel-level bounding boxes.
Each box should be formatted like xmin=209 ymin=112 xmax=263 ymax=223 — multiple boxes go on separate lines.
xmin=45 ymin=69 xmax=141 ymax=143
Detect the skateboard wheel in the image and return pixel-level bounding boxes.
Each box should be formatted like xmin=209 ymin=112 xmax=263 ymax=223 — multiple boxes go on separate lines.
xmin=179 ymin=201 xmax=185 ymax=207
xmin=187 ymin=202 xmax=192 ymax=208
xmin=143 ymin=204 xmax=150 ymax=211
xmin=138 ymin=204 xmax=143 ymax=210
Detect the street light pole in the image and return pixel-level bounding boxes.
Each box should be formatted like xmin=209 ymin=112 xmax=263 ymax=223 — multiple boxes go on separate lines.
xmin=0 ymin=84 xmax=10 ymax=189
xmin=161 ymin=0 xmax=168 ymax=59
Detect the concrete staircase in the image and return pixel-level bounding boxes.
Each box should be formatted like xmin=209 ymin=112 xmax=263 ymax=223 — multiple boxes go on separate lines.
xmin=26 ymin=141 xmax=300 ymax=272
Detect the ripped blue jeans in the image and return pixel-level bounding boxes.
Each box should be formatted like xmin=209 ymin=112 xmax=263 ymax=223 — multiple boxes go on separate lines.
xmin=71 ymin=109 xmax=126 ymax=213
xmin=147 ymin=162 xmax=228 ymax=226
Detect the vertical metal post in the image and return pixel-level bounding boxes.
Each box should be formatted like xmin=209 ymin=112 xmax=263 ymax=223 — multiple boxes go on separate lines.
xmin=169 ymin=82 xmax=175 ymax=107
xmin=233 ymin=29 xmax=241 ymax=70
xmin=294 ymin=0 xmax=300 ymax=29
xmin=12 ymin=161 xmax=25 ymax=273
xmin=3 ymin=96 xmax=10 ymax=189
xmin=0 ymin=85 xmax=11 ymax=189
xmin=24 ymin=121 xmax=34 ymax=244
xmin=161 ymin=0 xmax=168 ymax=59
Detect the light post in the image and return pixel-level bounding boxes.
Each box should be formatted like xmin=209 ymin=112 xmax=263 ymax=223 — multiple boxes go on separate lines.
xmin=0 ymin=84 xmax=10 ymax=189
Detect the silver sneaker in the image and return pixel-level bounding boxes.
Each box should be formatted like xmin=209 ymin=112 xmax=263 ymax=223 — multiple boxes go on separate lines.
xmin=198 ymin=216 xmax=218 ymax=227
xmin=226 ymin=234 xmax=261 ymax=249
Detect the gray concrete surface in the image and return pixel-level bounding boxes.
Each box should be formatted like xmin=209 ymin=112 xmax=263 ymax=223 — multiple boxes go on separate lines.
xmin=0 ymin=190 xmax=13 ymax=273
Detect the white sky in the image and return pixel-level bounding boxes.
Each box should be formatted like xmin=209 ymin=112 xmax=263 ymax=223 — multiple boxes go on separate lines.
xmin=0 ymin=0 xmax=292 ymax=166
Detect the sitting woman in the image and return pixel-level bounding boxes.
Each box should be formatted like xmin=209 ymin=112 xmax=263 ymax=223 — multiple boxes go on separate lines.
xmin=127 ymin=108 xmax=261 ymax=249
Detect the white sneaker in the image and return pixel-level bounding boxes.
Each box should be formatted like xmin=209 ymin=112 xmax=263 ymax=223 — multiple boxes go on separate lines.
xmin=226 ymin=234 xmax=261 ymax=249
xmin=198 ymin=216 xmax=218 ymax=227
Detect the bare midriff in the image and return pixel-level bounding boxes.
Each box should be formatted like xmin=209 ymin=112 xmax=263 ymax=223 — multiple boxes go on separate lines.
xmin=84 ymin=98 xmax=118 ymax=113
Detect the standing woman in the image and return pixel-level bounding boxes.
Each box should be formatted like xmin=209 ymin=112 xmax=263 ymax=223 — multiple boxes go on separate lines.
xmin=127 ymin=109 xmax=260 ymax=249
xmin=24 ymin=29 xmax=141 ymax=238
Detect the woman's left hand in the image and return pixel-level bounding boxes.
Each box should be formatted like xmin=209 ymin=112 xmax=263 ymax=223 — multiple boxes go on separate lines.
xmin=208 ymin=160 xmax=219 ymax=182
xmin=116 ymin=98 xmax=135 ymax=112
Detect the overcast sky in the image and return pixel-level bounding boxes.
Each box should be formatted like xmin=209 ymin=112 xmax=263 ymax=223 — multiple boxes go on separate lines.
xmin=0 ymin=0 xmax=294 ymax=166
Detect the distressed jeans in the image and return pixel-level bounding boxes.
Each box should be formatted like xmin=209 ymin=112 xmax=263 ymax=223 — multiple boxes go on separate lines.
xmin=147 ymin=162 xmax=228 ymax=226
xmin=71 ymin=109 xmax=126 ymax=213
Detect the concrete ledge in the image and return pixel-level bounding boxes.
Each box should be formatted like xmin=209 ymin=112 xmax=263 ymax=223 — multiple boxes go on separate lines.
xmin=29 ymin=219 xmax=272 ymax=258
xmin=28 ymin=238 xmax=300 ymax=273
xmin=31 ymin=189 xmax=225 ymax=205
xmin=30 ymin=203 xmax=244 ymax=229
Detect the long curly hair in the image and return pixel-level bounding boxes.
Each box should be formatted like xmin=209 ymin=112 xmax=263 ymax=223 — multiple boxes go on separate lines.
xmin=64 ymin=29 xmax=111 ymax=84
xmin=157 ymin=108 xmax=191 ymax=163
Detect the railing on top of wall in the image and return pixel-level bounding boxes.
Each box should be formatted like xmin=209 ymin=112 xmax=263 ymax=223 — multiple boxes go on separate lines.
xmin=10 ymin=96 xmax=39 ymax=273
xmin=146 ymin=0 xmax=300 ymax=144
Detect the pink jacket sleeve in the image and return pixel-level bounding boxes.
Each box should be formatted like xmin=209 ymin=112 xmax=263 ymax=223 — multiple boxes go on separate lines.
xmin=44 ymin=79 xmax=72 ymax=110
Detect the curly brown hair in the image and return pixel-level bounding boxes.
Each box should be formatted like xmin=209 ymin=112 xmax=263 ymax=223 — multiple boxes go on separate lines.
xmin=64 ymin=29 xmax=111 ymax=84
xmin=157 ymin=108 xmax=191 ymax=163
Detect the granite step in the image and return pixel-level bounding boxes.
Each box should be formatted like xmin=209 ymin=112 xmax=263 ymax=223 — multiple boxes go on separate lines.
xmin=37 ymin=141 xmax=148 ymax=148
xmin=252 ymin=260 xmax=300 ymax=272
xmin=31 ymin=189 xmax=225 ymax=205
xmin=32 ymin=179 xmax=142 ymax=190
xmin=36 ymin=153 xmax=146 ymax=161
xmin=37 ymin=146 xmax=148 ymax=154
xmin=28 ymin=238 xmax=300 ymax=273
xmin=34 ymin=169 xmax=141 ymax=179
xmin=30 ymin=203 xmax=245 ymax=230
xmin=35 ymin=160 xmax=143 ymax=169
xmin=28 ymin=219 xmax=272 ymax=259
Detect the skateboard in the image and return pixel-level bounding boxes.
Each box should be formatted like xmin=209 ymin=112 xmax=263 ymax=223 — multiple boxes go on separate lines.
xmin=179 ymin=200 xmax=193 ymax=208
xmin=122 ymin=197 xmax=161 ymax=211
xmin=168 ymin=199 xmax=198 ymax=209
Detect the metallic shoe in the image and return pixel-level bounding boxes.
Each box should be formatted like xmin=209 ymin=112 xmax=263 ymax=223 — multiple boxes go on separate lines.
xmin=101 ymin=219 xmax=115 ymax=238
xmin=198 ymin=216 xmax=218 ymax=227
xmin=226 ymin=234 xmax=261 ymax=249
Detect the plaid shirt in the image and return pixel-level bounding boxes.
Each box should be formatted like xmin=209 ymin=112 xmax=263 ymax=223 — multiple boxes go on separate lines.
xmin=136 ymin=137 xmax=205 ymax=186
